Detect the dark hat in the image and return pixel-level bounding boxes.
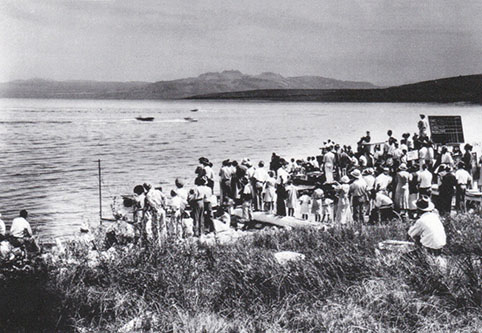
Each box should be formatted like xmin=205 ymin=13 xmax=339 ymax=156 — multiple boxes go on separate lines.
xmin=414 ymin=195 xmax=435 ymax=212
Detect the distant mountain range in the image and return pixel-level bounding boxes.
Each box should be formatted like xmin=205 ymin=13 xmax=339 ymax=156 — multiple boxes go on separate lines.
xmin=0 ymin=71 xmax=376 ymax=99
xmin=189 ymin=74 xmax=482 ymax=104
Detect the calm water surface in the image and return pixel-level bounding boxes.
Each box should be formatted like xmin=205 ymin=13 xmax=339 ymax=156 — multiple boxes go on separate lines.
xmin=0 ymin=99 xmax=481 ymax=240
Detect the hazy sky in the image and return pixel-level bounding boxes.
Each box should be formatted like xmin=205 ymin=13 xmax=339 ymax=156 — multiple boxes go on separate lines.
xmin=1 ymin=0 xmax=481 ymax=85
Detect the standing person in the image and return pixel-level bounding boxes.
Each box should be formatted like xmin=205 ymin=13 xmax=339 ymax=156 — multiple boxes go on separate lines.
xmin=240 ymin=177 xmax=253 ymax=223
xmin=462 ymin=144 xmax=473 ymax=174
xmin=299 ymin=191 xmax=311 ymax=220
xmin=0 ymin=213 xmax=5 ymax=240
xmin=437 ymin=165 xmax=457 ymax=216
xmin=270 ymin=153 xmax=281 ymax=176
xmin=478 ymin=155 xmax=482 ymax=191
xmin=335 ymin=176 xmax=353 ymax=225
xmin=188 ymin=177 xmax=206 ymax=237
xmin=408 ymin=196 xmax=446 ymax=256
xmin=175 ymin=178 xmax=188 ymax=202
xmin=168 ymin=190 xmax=186 ymax=239
xmin=394 ymin=163 xmax=412 ymax=216
xmin=375 ymin=167 xmax=393 ymax=195
xmin=276 ymin=182 xmax=288 ymax=216
xmin=322 ymin=193 xmax=334 ymax=223
xmin=144 ymin=183 xmax=167 ymax=246
xmin=349 ymin=169 xmax=368 ymax=223
xmin=204 ymin=161 xmax=215 ymax=190
xmin=219 ymin=160 xmax=233 ymax=204
xmin=408 ymin=165 xmax=420 ymax=218
xmin=264 ymin=171 xmax=277 ymax=213
xmin=455 ymin=162 xmax=472 ymax=213
xmin=132 ymin=184 xmax=147 ymax=244
xmin=418 ymin=114 xmax=429 ymax=139
xmin=440 ymin=146 xmax=454 ymax=168
xmin=338 ymin=148 xmax=351 ymax=177
xmin=311 ymin=186 xmax=324 ymax=222
xmin=323 ymin=145 xmax=336 ymax=183
xmin=253 ymin=161 xmax=268 ymax=211
xmin=418 ymin=163 xmax=433 ymax=196
xmin=285 ymin=180 xmax=298 ymax=217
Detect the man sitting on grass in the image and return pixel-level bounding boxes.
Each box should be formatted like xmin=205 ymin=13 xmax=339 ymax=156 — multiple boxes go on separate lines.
xmin=408 ymin=196 xmax=446 ymax=256
xmin=9 ymin=209 xmax=39 ymax=253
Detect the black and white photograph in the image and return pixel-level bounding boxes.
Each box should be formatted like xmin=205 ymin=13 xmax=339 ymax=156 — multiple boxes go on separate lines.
xmin=0 ymin=1 xmax=481 ymax=331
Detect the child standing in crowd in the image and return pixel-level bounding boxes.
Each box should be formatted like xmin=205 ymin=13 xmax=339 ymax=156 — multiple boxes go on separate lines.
xmin=240 ymin=177 xmax=253 ymax=222
xmin=311 ymin=186 xmax=324 ymax=222
xmin=322 ymin=193 xmax=334 ymax=223
xmin=299 ymin=191 xmax=311 ymax=220
xmin=286 ymin=180 xmax=298 ymax=217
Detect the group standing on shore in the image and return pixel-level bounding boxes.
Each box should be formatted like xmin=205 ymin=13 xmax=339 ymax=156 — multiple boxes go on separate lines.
xmin=125 ymin=114 xmax=480 ymax=254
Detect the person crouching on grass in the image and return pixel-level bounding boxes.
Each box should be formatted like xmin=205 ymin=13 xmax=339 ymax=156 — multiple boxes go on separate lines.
xmin=408 ymin=196 xmax=446 ymax=256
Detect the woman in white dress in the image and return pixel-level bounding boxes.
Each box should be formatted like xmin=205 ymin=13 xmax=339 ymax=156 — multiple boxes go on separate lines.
xmin=335 ymin=176 xmax=353 ymax=225
xmin=394 ymin=163 xmax=412 ymax=215
xmin=263 ymin=171 xmax=277 ymax=214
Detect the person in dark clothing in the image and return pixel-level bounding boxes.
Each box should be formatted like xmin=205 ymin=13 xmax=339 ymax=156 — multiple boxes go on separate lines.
xmin=462 ymin=144 xmax=473 ymax=173
xmin=276 ymin=183 xmax=287 ymax=216
xmin=437 ymin=165 xmax=457 ymax=216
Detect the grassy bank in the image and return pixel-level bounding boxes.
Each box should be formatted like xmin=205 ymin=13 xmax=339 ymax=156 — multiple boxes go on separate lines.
xmin=0 ymin=214 xmax=480 ymax=332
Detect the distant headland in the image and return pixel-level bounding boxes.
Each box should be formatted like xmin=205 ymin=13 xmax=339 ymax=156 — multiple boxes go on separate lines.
xmin=1 ymin=71 xmax=481 ymax=104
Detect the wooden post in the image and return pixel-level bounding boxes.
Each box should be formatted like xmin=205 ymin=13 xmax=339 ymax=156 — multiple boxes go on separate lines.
xmin=98 ymin=159 xmax=102 ymax=223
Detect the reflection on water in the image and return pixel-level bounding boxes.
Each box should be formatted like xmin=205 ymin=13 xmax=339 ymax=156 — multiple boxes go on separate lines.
xmin=0 ymin=98 xmax=481 ymax=239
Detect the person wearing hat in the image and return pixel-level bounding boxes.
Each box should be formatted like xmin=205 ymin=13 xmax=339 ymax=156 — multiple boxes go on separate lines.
xmin=454 ymin=161 xmax=472 ymax=213
xmin=349 ymin=169 xmax=368 ymax=223
xmin=334 ymin=176 xmax=353 ymax=224
xmin=408 ymin=196 xmax=446 ymax=255
xmin=437 ymin=165 xmax=457 ymax=215
xmin=394 ymin=163 xmax=411 ymax=216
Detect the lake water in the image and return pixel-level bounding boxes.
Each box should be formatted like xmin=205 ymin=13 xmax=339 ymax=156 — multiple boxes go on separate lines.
xmin=0 ymin=98 xmax=481 ymax=241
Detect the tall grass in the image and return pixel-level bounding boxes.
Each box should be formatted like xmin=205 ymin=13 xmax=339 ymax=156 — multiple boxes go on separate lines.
xmin=0 ymin=214 xmax=480 ymax=332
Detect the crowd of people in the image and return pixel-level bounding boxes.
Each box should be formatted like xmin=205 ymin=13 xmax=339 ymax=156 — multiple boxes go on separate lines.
xmin=128 ymin=115 xmax=480 ymax=255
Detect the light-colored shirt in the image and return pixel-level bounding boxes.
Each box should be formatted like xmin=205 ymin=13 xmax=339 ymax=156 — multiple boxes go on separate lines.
xmin=408 ymin=212 xmax=446 ymax=249
xmin=441 ymin=152 xmax=454 ymax=166
xmin=219 ymin=166 xmax=233 ymax=180
xmin=204 ymin=166 xmax=215 ymax=180
xmin=253 ymin=167 xmax=268 ymax=182
xmin=145 ymin=188 xmax=165 ymax=210
xmin=455 ymin=169 xmax=472 ymax=185
xmin=375 ymin=174 xmax=392 ymax=192
xmin=0 ymin=218 xmax=5 ymax=236
xmin=10 ymin=217 xmax=32 ymax=238
xmin=323 ymin=152 xmax=335 ymax=166
xmin=374 ymin=192 xmax=393 ymax=208
xmin=418 ymin=170 xmax=433 ymax=188
xmin=277 ymin=167 xmax=289 ymax=184
xmin=363 ymin=175 xmax=376 ymax=191
xmin=349 ymin=178 xmax=368 ymax=197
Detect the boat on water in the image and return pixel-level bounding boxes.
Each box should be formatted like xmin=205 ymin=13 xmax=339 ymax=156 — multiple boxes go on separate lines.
xmin=135 ymin=116 xmax=154 ymax=122
xmin=190 ymin=108 xmax=199 ymax=112
xmin=184 ymin=117 xmax=198 ymax=122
